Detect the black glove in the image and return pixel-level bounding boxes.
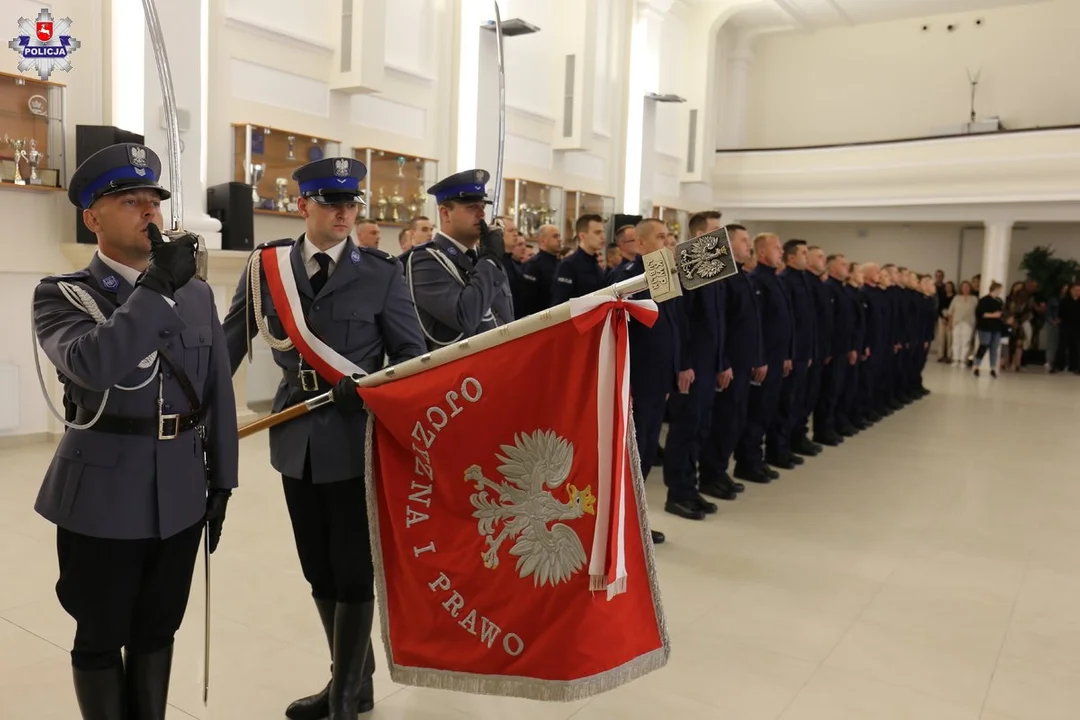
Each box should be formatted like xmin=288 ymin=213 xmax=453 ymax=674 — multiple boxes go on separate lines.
xmin=135 ymin=223 xmax=198 ymax=300
xmin=204 ymin=489 xmax=231 ymax=554
xmin=332 ymin=375 xmax=365 ymax=415
xmin=477 ymin=220 xmax=505 ymax=263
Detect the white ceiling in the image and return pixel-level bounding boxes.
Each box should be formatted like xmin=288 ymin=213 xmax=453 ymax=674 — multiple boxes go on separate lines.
xmin=723 ymin=0 xmax=1051 ymax=30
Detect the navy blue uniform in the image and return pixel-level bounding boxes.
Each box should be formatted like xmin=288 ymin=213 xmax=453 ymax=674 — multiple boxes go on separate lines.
xmin=818 ymin=276 xmax=858 ymax=436
xmin=612 ymin=258 xmax=684 ymax=480
xmin=551 ymin=247 xmax=607 ymax=304
xmin=773 ymin=267 xmax=816 ymax=461
xmin=518 ymin=250 xmax=559 ymax=316
xmin=841 ymin=283 xmax=868 ymax=427
xmin=736 ymin=264 xmax=792 ymax=476
xmin=700 ymin=265 xmax=763 ymax=484
xmin=886 ymin=286 xmax=908 ymax=404
xmin=863 ymin=285 xmax=893 ymax=414
xmin=662 ymin=282 xmax=724 ymax=505
xmin=805 ymin=272 xmax=834 ymax=442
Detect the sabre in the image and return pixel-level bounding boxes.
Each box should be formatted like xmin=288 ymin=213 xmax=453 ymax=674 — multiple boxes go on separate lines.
xmin=140 ymin=0 xmax=211 ymax=704
xmin=489 ymin=1 xmax=507 ymax=221
xmin=238 ymin=229 xmax=737 ymax=439
xmin=141 ymin=0 xmax=209 ymax=282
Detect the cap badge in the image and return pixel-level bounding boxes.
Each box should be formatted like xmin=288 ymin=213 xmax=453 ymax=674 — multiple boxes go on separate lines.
xmin=129 ymin=146 xmax=147 ymax=168
xmin=334 ymin=159 xmax=350 ymax=178
xmin=474 ymin=170 xmax=484 ymax=183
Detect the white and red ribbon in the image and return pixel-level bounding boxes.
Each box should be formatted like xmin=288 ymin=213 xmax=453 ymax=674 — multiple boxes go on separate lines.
xmin=569 ymin=295 xmax=658 ymax=600
xmin=261 ymin=246 xmax=366 ymax=385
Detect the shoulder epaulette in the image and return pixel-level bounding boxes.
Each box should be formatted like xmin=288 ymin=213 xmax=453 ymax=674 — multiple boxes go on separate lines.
xmin=39 ymin=269 xmax=91 ymax=284
xmin=255 ymin=238 xmax=296 ymax=250
xmin=357 ymin=246 xmax=397 ymax=262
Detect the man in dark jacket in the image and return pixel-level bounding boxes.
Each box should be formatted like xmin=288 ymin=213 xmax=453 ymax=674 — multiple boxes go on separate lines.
xmin=772 ymin=240 xmax=816 ymax=469
xmin=819 ymin=254 xmax=859 ymax=439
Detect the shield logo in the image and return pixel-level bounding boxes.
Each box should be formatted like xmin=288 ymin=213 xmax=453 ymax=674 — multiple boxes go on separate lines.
xmin=36 ymin=21 xmax=52 ymax=42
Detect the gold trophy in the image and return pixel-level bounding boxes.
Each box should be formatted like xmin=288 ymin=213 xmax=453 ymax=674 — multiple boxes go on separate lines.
xmin=389 ymin=185 xmax=404 ymax=222
xmin=274 ymin=178 xmax=289 ymax=212
xmin=5 ymin=136 xmax=26 ymax=185
xmin=375 ymin=187 xmax=389 ymax=221
xmin=27 ymin=139 xmax=42 ymax=185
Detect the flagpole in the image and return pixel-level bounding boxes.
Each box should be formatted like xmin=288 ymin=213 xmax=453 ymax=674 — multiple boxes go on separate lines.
xmin=238 ymin=229 xmax=736 ymax=440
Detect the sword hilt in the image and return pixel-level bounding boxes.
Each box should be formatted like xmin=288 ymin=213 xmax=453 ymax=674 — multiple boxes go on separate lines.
xmin=162 ymin=227 xmax=209 ymax=282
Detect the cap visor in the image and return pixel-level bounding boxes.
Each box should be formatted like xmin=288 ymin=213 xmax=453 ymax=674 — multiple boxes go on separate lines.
xmin=99 ymin=182 xmax=171 ymax=202
xmin=309 ymin=193 xmax=365 ymax=205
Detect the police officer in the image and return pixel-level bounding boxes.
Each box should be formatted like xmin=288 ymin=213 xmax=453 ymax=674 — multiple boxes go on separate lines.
xmin=884 ymin=265 xmax=910 ymax=408
xmin=551 ymin=214 xmax=608 ymax=304
xmin=698 ymin=224 xmax=762 ymax=499
xmin=32 ymin=143 xmax=239 ymax=719
xmin=661 ymin=219 xmax=723 ymax=519
xmin=224 ymin=157 xmax=426 ymax=719
xmin=405 ymin=169 xmax=513 ymax=349
xmin=610 ymin=218 xmax=683 ymax=542
xmin=841 ymin=263 xmax=872 ymax=431
xmin=772 ymin=239 xmax=817 ymax=470
xmin=734 ymin=233 xmax=792 ymax=485
xmin=820 ymin=254 xmax=859 ymax=438
xmin=518 ymin=223 xmax=562 ymax=316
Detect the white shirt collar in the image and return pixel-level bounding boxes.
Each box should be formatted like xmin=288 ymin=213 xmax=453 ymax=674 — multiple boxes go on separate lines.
xmin=96 ymin=250 xmax=143 ymax=288
xmin=436 ymin=230 xmax=473 ymax=256
xmin=302 ymin=234 xmax=348 ymax=274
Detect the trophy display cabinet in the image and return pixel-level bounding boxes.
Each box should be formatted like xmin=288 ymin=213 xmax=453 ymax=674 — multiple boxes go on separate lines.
xmin=502 ymin=178 xmax=563 ymax=239
xmin=232 ymin=123 xmax=342 ymax=217
xmin=0 ymin=71 xmax=65 ymax=190
xmin=564 ymin=191 xmax=614 ymax=245
xmin=353 ymin=149 xmax=438 ymax=227
xmin=652 ymin=206 xmax=689 ymax=243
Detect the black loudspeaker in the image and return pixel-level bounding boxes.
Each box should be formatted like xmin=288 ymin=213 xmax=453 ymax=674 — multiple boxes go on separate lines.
xmin=611 ymin=213 xmax=643 ymax=236
xmin=207 ymin=182 xmax=255 ymax=251
xmin=74 ymin=125 xmax=145 ymax=244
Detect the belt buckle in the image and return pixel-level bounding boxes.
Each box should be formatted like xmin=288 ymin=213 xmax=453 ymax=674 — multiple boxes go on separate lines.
xmin=158 ymin=413 xmax=180 ymax=440
xmin=299 ymin=369 xmax=319 ymax=392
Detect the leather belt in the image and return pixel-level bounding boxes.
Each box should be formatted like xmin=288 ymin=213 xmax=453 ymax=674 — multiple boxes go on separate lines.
xmin=283 ymin=369 xmax=331 ymax=393
xmin=74 ymin=406 xmax=206 ymax=440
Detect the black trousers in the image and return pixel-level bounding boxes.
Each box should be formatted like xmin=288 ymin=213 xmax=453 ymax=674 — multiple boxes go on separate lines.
xmin=772 ymin=360 xmax=809 ymax=459
xmin=1055 ymin=325 xmax=1080 ymax=372
xmin=631 ymin=383 xmax=668 ymax=480
xmin=700 ymin=369 xmax=752 ymax=483
xmin=737 ymin=360 xmax=784 ymax=474
xmin=815 ymin=357 xmax=847 ymax=436
xmin=662 ymin=371 xmax=714 ymax=504
xmin=282 ymin=454 xmax=374 ymax=604
xmin=796 ymin=355 xmax=824 ymax=442
xmin=56 ymin=521 xmax=203 ymax=671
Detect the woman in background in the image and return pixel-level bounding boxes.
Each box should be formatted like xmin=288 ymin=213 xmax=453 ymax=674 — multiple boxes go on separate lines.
xmin=947 ymin=280 xmax=977 ymax=367
xmin=937 ymin=280 xmax=956 ymax=362
xmin=1004 ymin=281 xmax=1034 ymax=371
xmin=973 ymin=281 xmax=1006 ymax=378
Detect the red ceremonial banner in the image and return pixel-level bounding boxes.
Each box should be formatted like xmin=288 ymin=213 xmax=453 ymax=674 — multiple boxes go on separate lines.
xmin=359 ymin=300 xmax=670 ymax=701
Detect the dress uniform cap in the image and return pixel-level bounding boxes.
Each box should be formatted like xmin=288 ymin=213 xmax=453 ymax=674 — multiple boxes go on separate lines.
xmin=427 ymin=169 xmax=492 ymax=205
xmin=292 ymin=157 xmax=367 ymax=205
xmin=68 ymin=143 xmax=171 ymax=209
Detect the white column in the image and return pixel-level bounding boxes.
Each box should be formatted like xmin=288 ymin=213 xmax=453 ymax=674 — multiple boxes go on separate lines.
xmin=622 ymin=0 xmax=672 ymax=215
xmin=454 ymin=3 xmax=503 ymax=210
xmin=718 ymin=32 xmax=755 ymax=148
xmin=141 ymin=0 xmax=222 ymax=249
xmin=980 ymin=220 xmax=1013 ymax=295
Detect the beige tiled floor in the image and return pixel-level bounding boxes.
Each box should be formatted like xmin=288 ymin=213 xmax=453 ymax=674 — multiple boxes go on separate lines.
xmin=1 ymin=365 xmax=1077 ymax=719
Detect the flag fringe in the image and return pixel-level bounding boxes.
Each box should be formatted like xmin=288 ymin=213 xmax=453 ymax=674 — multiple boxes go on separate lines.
xmin=363 ymin=414 xmax=672 ymax=703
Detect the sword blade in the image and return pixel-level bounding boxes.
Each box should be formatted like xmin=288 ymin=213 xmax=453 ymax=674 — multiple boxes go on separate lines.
xmin=141 ymin=0 xmax=183 ymax=232
xmin=489 ymin=1 xmax=506 ymax=220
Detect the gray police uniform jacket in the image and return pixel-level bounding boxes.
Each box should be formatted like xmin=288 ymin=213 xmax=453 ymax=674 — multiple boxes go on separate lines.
xmin=32 ymin=254 xmax=239 ymax=540
xmin=405 ymin=232 xmax=514 ymax=350
xmin=223 ymin=236 xmax=425 ymax=484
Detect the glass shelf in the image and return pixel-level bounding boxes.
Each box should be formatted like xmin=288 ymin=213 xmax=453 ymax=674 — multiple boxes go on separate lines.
xmin=504 ymin=178 xmax=563 ymax=238
xmin=354 ymin=149 xmax=438 ymax=225
xmin=232 ymin=123 xmax=342 ymax=216
xmin=0 ymin=71 xmax=65 ymax=188
xmin=564 ymin=190 xmax=614 ymax=245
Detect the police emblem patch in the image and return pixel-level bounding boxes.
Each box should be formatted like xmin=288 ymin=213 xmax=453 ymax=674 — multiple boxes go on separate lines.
xmin=129 ymin=146 xmax=147 ymax=168
xmin=334 ymin=159 xmax=350 ymax=177
xmin=350 ymin=249 xmax=361 ymax=264
xmin=101 ymin=275 xmax=119 ymax=291
xmin=8 ymin=9 xmax=80 ymax=82
xmin=445 ymin=246 xmax=458 ymax=257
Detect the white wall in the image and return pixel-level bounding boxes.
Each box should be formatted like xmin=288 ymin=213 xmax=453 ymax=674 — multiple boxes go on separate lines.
xmin=741 ymin=0 xmax=1080 ymax=148
xmin=739 ymin=221 xmax=1080 ymax=287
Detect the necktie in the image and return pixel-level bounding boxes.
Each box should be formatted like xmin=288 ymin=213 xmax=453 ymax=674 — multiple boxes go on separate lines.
xmin=465 ymin=248 xmax=478 ymax=264
xmin=311 ymin=252 xmax=331 ymax=295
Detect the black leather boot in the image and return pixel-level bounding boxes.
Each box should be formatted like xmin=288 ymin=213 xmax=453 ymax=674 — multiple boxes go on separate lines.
xmin=73 ymin=664 xmax=126 ymax=720
xmin=125 ymin=644 xmax=173 ymax=720
xmin=329 ymin=602 xmax=375 ymax=719
xmin=286 ymin=597 xmax=337 ymax=720
xmin=358 ymin=643 xmax=375 ymax=713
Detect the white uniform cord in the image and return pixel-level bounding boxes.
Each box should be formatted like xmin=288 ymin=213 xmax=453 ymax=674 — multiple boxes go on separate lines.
xmin=32 ymin=281 xmax=159 ymax=431
xmin=406 ymin=247 xmax=500 ymax=348
xmin=248 ymin=250 xmax=295 ymax=352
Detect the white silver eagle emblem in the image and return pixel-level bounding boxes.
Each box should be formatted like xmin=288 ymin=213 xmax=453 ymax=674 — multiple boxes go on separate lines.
xmin=129 ymin=146 xmax=147 ymax=168
xmin=464 ymin=430 xmax=596 ymax=588
xmin=333 ymin=158 xmax=350 ymax=177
